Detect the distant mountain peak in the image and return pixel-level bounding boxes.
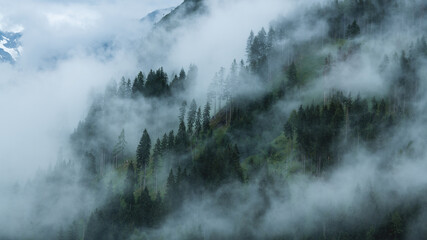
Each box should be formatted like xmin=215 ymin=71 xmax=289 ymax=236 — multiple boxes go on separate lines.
xmin=156 ymin=0 xmax=207 ymax=30
xmin=0 ymin=31 xmax=22 ymax=64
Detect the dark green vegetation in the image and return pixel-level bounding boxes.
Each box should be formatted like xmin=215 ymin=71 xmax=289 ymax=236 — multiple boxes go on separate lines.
xmin=49 ymin=0 xmax=427 ymax=239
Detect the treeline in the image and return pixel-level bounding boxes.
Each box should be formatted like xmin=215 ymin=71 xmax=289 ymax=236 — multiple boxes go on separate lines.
xmin=114 ymin=65 xmax=198 ymax=99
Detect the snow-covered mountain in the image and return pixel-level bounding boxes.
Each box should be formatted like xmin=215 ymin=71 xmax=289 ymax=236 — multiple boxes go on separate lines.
xmin=140 ymin=7 xmax=175 ymax=25
xmin=0 ymin=31 xmax=22 ymax=64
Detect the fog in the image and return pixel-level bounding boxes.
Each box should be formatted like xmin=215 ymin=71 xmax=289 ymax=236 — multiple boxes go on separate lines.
xmin=0 ymin=0 xmax=183 ymax=186
xmin=1 ymin=0 xmax=427 ymax=239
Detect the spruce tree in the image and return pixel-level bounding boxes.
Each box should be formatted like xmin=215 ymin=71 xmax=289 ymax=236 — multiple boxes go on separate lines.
xmin=112 ymin=129 xmax=127 ymax=167
xmin=175 ymin=120 xmax=188 ymax=153
xmin=195 ymin=107 xmax=202 ymax=137
xmin=161 ymin=133 xmax=169 ymax=152
xmin=136 ymin=129 xmax=151 ymax=187
xmin=187 ymin=99 xmax=197 ymax=135
xmin=202 ymin=102 xmax=211 ymax=133
xmin=168 ymin=130 xmax=175 ymax=149
xmin=164 ymin=169 xmax=176 ymax=210
xmin=152 ymin=138 xmax=161 ymax=193
xmin=179 ymin=101 xmax=187 ymax=122
xmin=170 ymin=68 xmax=186 ymax=93
xmin=132 ymin=71 xmax=145 ymax=97
xmin=118 ymin=77 xmax=127 ymax=98
xmin=287 ymin=61 xmax=298 ymax=89
xmin=126 ymin=79 xmax=132 ymax=98
xmin=124 ymin=161 xmax=137 ymax=208
xmin=246 ymin=30 xmax=255 ymax=64
xmin=284 ymin=121 xmax=293 ymax=141
xmin=132 ymin=78 xmax=139 ymax=97
xmin=346 ymin=20 xmax=361 ymax=38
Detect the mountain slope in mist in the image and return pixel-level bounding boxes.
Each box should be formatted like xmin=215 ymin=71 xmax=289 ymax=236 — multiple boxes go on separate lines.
xmin=3 ymin=0 xmax=427 ymax=240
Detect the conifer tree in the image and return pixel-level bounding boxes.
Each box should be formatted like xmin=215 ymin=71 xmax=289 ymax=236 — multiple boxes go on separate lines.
xmin=164 ymin=169 xmax=176 ymax=210
xmin=175 ymin=120 xmax=188 ymax=153
xmin=118 ymin=77 xmax=127 ymax=98
xmin=287 ymin=61 xmax=298 ymax=89
xmin=346 ymin=20 xmax=361 ymax=38
xmin=246 ymin=30 xmax=255 ymax=64
xmin=202 ymin=102 xmax=211 ymax=133
xmin=168 ymin=130 xmax=175 ymax=149
xmin=195 ymin=107 xmax=202 ymax=137
xmin=137 ymin=187 xmax=153 ymax=227
xmin=145 ymin=68 xmax=169 ymax=97
xmin=124 ymin=161 xmax=137 ymax=208
xmin=137 ymin=129 xmax=151 ymax=187
xmin=187 ymin=99 xmax=197 ymax=135
xmin=179 ymin=101 xmax=187 ymax=122
xmin=112 ymin=129 xmax=127 ymax=168
xmin=171 ymin=68 xmax=186 ymax=93
xmin=132 ymin=78 xmax=138 ymax=97
xmin=132 ymin=71 xmax=145 ymax=97
xmin=152 ymin=138 xmax=161 ymax=193
xmin=126 ymin=79 xmax=132 ymax=98
xmin=161 ymin=133 xmax=169 ymax=152
xmin=284 ymin=121 xmax=293 ymax=141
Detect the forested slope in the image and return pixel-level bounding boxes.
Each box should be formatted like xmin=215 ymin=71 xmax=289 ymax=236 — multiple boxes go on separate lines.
xmin=13 ymin=0 xmax=427 ymax=239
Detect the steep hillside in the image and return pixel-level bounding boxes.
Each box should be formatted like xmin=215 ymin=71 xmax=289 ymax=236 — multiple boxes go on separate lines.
xmin=156 ymin=0 xmax=206 ymax=30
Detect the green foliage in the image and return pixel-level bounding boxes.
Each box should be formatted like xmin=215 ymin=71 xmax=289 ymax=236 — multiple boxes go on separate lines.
xmin=286 ymin=61 xmax=298 ymax=90
xmin=123 ymin=162 xmax=137 ymax=207
xmin=136 ymin=129 xmax=151 ymax=170
xmin=246 ymin=28 xmax=270 ymax=77
xmin=283 ymin=92 xmax=395 ymax=172
xmin=175 ymin=120 xmax=189 ymax=154
xmin=192 ymin=135 xmax=244 ymax=188
xmin=137 ymin=129 xmax=151 ymax=188
xmin=202 ymin=101 xmax=211 ymax=134
xmin=131 ymin=71 xmax=145 ymax=98
xmin=144 ymin=68 xmax=170 ymax=97
xmin=187 ymin=99 xmax=197 ymax=135
xmin=112 ymin=129 xmax=127 ymax=167
xmin=170 ymin=68 xmax=187 ymax=94
xmin=346 ymin=20 xmax=361 ymax=38
xmin=68 ymin=2 xmax=427 ymax=239
xmin=194 ymin=107 xmax=202 ymax=137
